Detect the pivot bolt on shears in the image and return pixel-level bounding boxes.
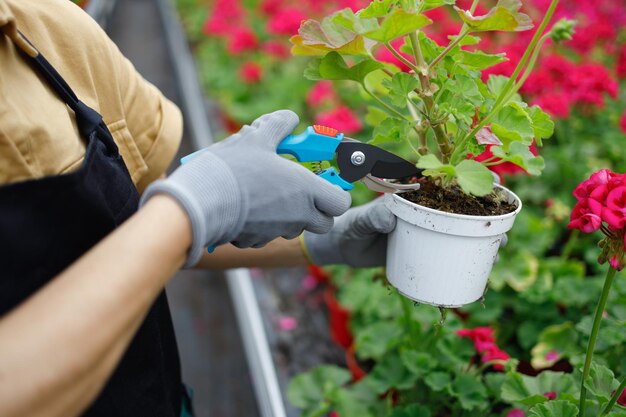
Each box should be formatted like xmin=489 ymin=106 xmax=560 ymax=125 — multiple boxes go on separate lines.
xmin=277 ymin=125 xmax=422 ymax=193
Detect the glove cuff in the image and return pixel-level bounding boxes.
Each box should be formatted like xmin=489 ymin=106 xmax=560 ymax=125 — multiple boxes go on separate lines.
xmin=303 ymin=230 xmax=343 ymax=266
xmin=140 ymin=152 xmax=247 ymax=268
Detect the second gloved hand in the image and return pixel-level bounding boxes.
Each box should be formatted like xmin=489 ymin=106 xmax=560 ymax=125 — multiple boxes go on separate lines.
xmin=140 ymin=110 xmax=351 ymax=267
xmin=302 ymin=198 xmax=396 ymax=268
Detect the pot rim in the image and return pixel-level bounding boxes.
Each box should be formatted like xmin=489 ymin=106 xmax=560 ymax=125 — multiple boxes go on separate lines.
xmin=389 ymin=183 xmax=522 ymax=221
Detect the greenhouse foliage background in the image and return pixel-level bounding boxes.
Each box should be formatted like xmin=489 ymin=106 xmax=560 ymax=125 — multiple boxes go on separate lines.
xmin=175 ymin=0 xmax=626 ymax=416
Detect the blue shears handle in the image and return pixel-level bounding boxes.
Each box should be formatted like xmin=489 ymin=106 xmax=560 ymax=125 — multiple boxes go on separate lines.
xmin=277 ymin=125 xmax=353 ymax=191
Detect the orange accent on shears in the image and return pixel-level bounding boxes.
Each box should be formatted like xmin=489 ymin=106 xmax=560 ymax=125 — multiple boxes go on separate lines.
xmin=313 ymin=125 xmax=339 ymax=137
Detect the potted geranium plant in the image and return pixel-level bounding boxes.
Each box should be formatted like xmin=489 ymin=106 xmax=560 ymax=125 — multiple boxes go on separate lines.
xmin=290 ymin=0 xmax=572 ymax=307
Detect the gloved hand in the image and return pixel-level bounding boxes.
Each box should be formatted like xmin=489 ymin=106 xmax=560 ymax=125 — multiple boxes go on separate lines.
xmin=140 ymin=110 xmax=351 ymax=267
xmin=302 ymin=198 xmax=395 ymax=268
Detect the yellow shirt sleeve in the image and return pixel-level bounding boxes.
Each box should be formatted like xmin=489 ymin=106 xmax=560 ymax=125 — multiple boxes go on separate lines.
xmin=0 ymin=0 xmax=183 ymax=193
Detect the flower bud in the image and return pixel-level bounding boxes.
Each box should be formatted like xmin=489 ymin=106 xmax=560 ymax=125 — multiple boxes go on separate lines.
xmin=550 ymin=19 xmax=576 ymax=43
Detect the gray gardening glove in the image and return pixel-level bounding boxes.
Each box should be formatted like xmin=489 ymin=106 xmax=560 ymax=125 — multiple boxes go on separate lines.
xmin=140 ymin=110 xmax=351 ymax=268
xmin=302 ymin=198 xmax=395 ymax=267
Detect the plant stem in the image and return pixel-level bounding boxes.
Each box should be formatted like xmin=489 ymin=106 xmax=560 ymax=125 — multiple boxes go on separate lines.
xmin=384 ymin=42 xmax=419 ymax=73
xmin=409 ymin=32 xmax=453 ymax=162
xmin=407 ymin=101 xmax=429 ymax=156
xmin=601 ymin=375 xmax=626 ymax=416
xmin=428 ymin=27 xmax=470 ymax=70
xmin=450 ymin=0 xmax=559 ymax=165
xmin=400 ymin=295 xmax=420 ymax=349
xmin=579 ymin=267 xmax=618 ymax=417
xmin=560 ymin=229 xmax=579 ymax=260
xmin=362 ymin=83 xmax=412 ymax=122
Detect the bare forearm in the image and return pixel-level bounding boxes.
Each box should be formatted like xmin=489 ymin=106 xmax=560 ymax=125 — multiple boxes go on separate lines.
xmin=195 ymin=237 xmax=309 ymax=270
xmin=0 ymin=195 xmax=192 ymax=417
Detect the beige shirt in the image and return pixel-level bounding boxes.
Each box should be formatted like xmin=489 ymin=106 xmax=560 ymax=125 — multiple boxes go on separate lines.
xmin=0 ymin=0 xmax=182 ymax=193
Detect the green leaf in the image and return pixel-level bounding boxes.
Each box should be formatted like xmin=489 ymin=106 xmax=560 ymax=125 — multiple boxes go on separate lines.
xmin=328 ymin=387 xmax=376 ymax=417
xmin=528 ymin=401 xmax=579 ymax=417
xmin=424 ymin=372 xmax=451 ymax=392
xmin=400 ymin=350 xmax=437 ymax=377
xmin=290 ymin=17 xmax=375 ymax=56
xmin=365 ymin=106 xmax=389 ymax=127
xmin=531 ymin=322 xmax=578 ymax=369
xmin=371 ymin=118 xmax=413 ymax=144
xmin=454 ymin=0 xmax=533 ymax=32
xmin=287 ymin=365 xmax=351 ymax=409
xmin=364 ymin=354 xmax=417 ymax=394
xmin=448 ymin=34 xmax=482 ymax=45
xmin=317 ymin=52 xmax=384 ymax=82
xmin=487 ymin=74 xmax=510 ymax=97
xmin=450 ymin=374 xmax=488 ymax=411
xmin=492 ymin=142 xmax=545 ymax=175
xmin=384 ymin=72 xmax=420 ymax=107
xmin=389 ymin=404 xmax=432 ymax=417
xmin=421 ymin=0 xmax=456 ymax=11
xmin=491 ymin=102 xmax=534 ymax=148
xmin=584 ymin=363 xmax=619 ymax=405
xmin=358 ymin=0 xmax=397 ymax=18
xmin=455 ymin=50 xmax=508 ymax=70
xmin=355 ymin=321 xmax=403 ymax=360
xmin=528 ymin=106 xmax=554 ymax=146
xmin=416 ymin=154 xmax=443 ymax=169
xmin=364 ymin=9 xmax=432 ymax=42
xmin=501 ymin=371 xmax=577 ymax=406
xmin=455 ymin=159 xmax=495 ymax=196
xmin=331 ymin=8 xmax=379 ymax=34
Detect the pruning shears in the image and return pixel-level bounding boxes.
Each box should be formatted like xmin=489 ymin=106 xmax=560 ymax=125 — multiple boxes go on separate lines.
xmin=277 ymin=125 xmax=423 ymax=193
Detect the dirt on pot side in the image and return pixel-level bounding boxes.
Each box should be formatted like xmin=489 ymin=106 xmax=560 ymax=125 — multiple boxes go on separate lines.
xmin=401 ymin=178 xmax=517 ymax=216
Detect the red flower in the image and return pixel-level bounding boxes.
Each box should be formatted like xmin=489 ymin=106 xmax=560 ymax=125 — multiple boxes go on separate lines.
xmin=602 ymin=186 xmax=626 ymax=229
xmin=568 ymin=198 xmax=603 ymax=233
xmin=457 ymin=327 xmax=510 ymax=371
xmin=620 ymin=111 xmax=626 ymax=134
xmin=267 ymin=8 xmax=307 ymax=35
xmin=227 ymin=28 xmax=259 ymax=55
xmin=507 ymin=409 xmax=525 ymax=417
xmin=482 ymin=345 xmax=510 ymax=371
xmin=306 ymin=81 xmax=338 ymax=108
xmin=572 ymin=169 xmax=612 ymax=201
xmin=239 ymin=62 xmax=263 ymax=83
xmin=315 ymin=106 xmax=362 ymax=134
xmin=531 ymin=94 xmax=571 ymax=119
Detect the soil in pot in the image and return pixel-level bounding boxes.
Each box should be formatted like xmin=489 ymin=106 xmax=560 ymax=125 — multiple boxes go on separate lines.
xmin=401 ymin=177 xmax=517 ymax=216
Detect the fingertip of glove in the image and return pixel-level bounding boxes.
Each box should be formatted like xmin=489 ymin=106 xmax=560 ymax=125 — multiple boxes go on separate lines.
xmin=372 ymin=202 xmax=397 ymax=233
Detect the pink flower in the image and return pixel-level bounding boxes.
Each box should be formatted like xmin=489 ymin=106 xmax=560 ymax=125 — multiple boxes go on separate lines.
xmin=267 ymin=8 xmax=307 ymax=35
xmin=507 ymin=409 xmax=525 ymax=417
xmin=545 ymin=350 xmax=560 ymax=361
xmin=609 ymin=255 xmax=624 ymax=271
xmin=568 ymin=198 xmax=603 ymax=233
xmin=261 ymin=41 xmax=289 ymax=59
xmin=306 ymin=81 xmax=337 ymax=108
xmin=602 ymin=187 xmax=626 ymax=229
xmin=544 ymin=391 xmax=557 ymax=400
xmin=239 ymin=62 xmax=263 ymax=83
xmin=203 ymin=0 xmax=244 ymax=36
xmin=620 ymin=111 xmax=626 ymax=134
xmin=573 ymin=169 xmax=612 ymax=200
xmin=315 ymin=106 xmax=362 ymax=134
xmin=227 ymin=28 xmax=259 ymax=55
xmin=531 ymin=94 xmax=571 ymax=119
xmin=278 ymin=316 xmax=298 ymax=331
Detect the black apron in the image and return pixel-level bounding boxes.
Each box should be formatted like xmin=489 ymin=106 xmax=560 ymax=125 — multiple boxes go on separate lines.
xmin=0 ymin=33 xmax=183 ymax=416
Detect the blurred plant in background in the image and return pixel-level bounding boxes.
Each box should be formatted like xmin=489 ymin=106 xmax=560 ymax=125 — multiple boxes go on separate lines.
xmin=176 ymin=0 xmax=626 ymax=415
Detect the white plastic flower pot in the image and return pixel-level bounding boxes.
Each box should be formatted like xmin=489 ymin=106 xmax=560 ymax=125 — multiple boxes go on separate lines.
xmin=384 ymin=185 xmax=522 ymax=308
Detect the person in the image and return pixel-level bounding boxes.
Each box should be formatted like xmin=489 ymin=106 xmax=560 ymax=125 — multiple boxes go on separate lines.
xmin=0 ymin=1 xmax=396 ymax=416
